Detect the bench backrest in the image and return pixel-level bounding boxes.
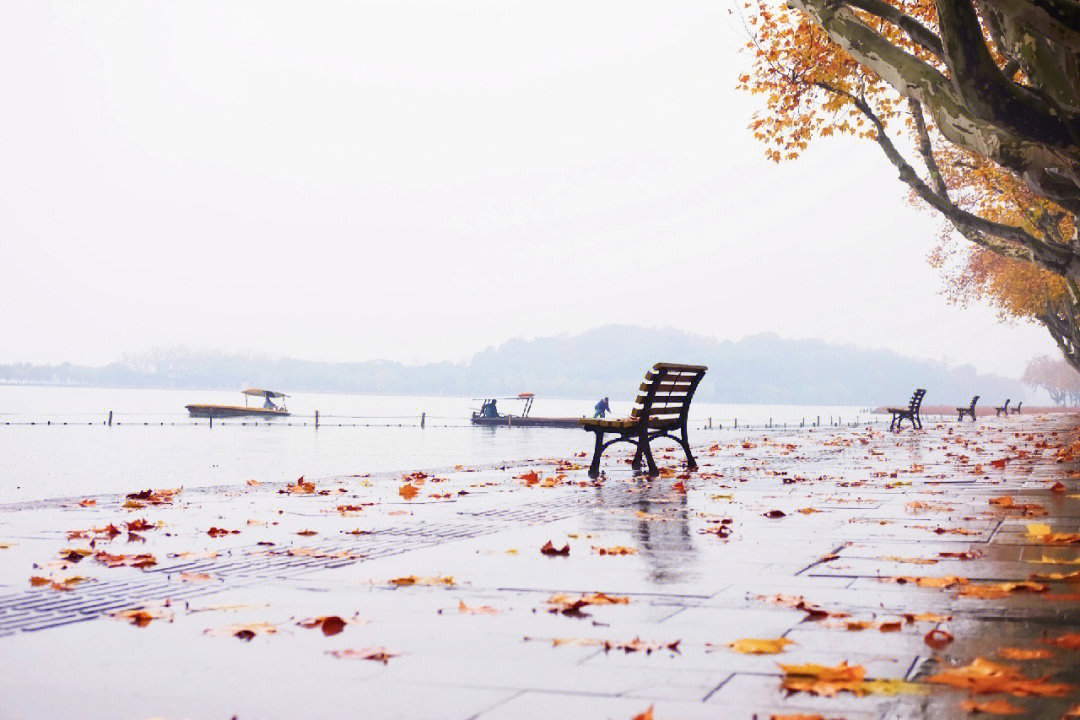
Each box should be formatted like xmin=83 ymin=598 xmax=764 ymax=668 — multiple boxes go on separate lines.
xmin=967 ymin=395 xmax=979 ymax=411
xmin=630 ymin=363 xmax=708 ymax=424
xmin=910 ymin=389 xmax=926 ymax=414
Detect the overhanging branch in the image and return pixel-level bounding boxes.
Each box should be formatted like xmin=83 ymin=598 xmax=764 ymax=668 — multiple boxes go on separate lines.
xmin=789 ymin=0 xmax=1080 ymax=211
xmin=814 ymin=80 xmax=1074 ymax=273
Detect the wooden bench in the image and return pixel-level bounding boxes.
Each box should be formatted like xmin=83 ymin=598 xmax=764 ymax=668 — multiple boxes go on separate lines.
xmin=995 ymin=399 xmax=1010 ymax=417
xmin=580 ymin=362 xmax=707 ymax=478
xmin=887 ymin=389 xmax=925 ymax=431
xmin=1011 ymin=401 xmax=1023 ymax=415
xmin=957 ymin=395 xmax=978 ymax=421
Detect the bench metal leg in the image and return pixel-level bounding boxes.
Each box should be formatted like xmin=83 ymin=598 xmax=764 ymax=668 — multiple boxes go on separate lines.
xmin=639 ymin=432 xmax=658 ymax=476
xmin=679 ymin=425 xmax=697 ymax=471
xmin=588 ymin=431 xmax=604 ymax=478
xmin=631 ymin=439 xmax=643 ymax=471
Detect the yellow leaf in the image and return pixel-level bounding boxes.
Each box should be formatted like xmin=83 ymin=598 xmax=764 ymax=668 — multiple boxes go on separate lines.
xmin=779 ymin=661 xmax=864 ymax=682
xmin=728 ymin=637 xmax=795 ymax=654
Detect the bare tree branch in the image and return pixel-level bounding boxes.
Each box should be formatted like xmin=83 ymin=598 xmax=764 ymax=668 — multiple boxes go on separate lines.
xmin=788 ymin=0 xmax=1080 ymax=213
xmin=815 ymin=79 xmax=1075 ymax=273
xmin=909 ymin=99 xmax=949 ymax=196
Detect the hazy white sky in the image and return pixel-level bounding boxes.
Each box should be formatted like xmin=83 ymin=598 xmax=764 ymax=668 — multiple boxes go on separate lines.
xmin=1 ymin=1 xmax=1058 ymax=377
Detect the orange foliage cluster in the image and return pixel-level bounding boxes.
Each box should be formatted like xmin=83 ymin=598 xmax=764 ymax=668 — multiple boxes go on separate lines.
xmin=740 ymin=0 xmax=1068 ymax=321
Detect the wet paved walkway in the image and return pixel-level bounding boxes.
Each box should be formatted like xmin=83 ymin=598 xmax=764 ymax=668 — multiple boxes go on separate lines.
xmin=3 ymin=415 xmax=1080 ymax=719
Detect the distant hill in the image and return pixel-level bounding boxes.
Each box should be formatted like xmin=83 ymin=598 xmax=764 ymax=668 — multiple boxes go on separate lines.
xmin=0 ymin=325 xmax=1024 ymax=406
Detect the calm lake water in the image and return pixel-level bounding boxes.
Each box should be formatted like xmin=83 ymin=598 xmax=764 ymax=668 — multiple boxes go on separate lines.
xmin=0 ymin=386 xmax=873 ymax=503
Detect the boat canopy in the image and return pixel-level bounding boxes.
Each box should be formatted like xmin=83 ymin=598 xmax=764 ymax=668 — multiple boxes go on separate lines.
xmin=242 ymin=388 xmax=288 ymax=398
xmin=470 ymin=393 xmax=535 ymax=401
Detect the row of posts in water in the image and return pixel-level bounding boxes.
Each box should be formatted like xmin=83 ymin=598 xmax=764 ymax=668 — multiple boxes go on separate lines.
xmin=99 ymin=410 xmax=429 ymax=428
xmin=13 ymin=411 xmax=862 ymax=429
xmin=704 ymin=416 xmax=861 ymax=429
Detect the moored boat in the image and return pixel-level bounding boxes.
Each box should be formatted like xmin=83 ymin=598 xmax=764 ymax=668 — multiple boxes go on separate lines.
xmin=186 ymin=388 xmax=290 ymax=419
xmin=469 ymin=393 xmax=582 ymax=428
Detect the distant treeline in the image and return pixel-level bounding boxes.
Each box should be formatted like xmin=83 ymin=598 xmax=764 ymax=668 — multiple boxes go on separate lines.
xmin=0 ymin=325 xmax=1025 ymax=406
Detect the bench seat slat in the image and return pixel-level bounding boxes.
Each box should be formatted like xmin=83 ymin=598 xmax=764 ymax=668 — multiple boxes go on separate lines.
xmin=652 ymin=362 xmax=707 ymax=372
xmin=646 ymin=369 xmax=704 ymax=379
xmin=631 ymin=409 xmax=683 ymax=419
xmin=633 ymin=394 xmax=690 ymax=407
xmin=639 ymin=382 xmax=693 ymax=393
xmin=581 ymin=417 xmax=680 ymax=430
xmin=633 ymin=403 xmax=687 ymax=412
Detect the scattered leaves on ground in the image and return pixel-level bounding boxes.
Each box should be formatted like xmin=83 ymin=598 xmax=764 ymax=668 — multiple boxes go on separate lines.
xmin=457 ymin=600 xmax=501 ymax=615
xmin=204 ymin=622 xmax=278 ymax=641
xmin=527 ymin=635 xmax=680 ymax=654
xmin=996 ymin=647 xmax=1054 ymax=660
xmin=758 ymin=594 xmax=848 ymax=621
xmin=389 ymin=575 xmax=455 ymax=587
xmin=546 ymin=592 xmax=630 ymax=617
xmin=29 ymin=575 xmax=89 ymax=591
xmin=279 ymin=477 xmax=316 ymax=494
xmin=958 ymin=698 xmax=1025 ymax=714
xmin=326 ymin=647 xmax=400 ymax=663
xmin=125 ymin=487 xmax=181 ymax=506
xmin=540 ymin=540 xmax=570 ymax=556
xmin=925 ymin=629 xmax=954 ymax=650
xmin=111 ymin=607 xmax=172 ymax=627
xmin=779 ymin=661 xmax=924 ymax=697
xmin=926 ymin=657 xmax=1073 ymax=696
xmin=93 ymin=551 xmax=157 ymax=568
xmin=296 ymin=615 xmax=351 ymax=636
xmin=1043 ymin=633 xmax=1080 ymax=651
xmin=725 ymin=637 xmax=795 ymax=654
xmin=1027 ymin=523 xmax=1080 ymax=544
xmin=957 ymin=581 xmax=1046 ymax=599
xmin=592 ymin=545 xmax=638 ymax=555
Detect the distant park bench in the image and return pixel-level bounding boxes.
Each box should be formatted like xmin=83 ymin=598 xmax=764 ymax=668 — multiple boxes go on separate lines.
xmin=995 ymin=399 xmax=1010 ymax=417
xmin=888 ymin=389 xmax=926 ymax=431
xmin=580 ymin=362 xmax=707 ymax=478
xmin=957 ymin=395 xmax=979 ymax=422
xmin=1011 ymin=401 xmax=1023 ymax=415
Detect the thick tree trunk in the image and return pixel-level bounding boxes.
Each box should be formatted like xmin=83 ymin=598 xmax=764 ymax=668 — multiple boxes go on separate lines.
xmin=1041 ymin=295 xmax=1080 ymax=374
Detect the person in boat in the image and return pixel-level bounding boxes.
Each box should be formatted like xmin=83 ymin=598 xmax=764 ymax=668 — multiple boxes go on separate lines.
xmin=263 ymin=392 xmax=278 ymax=410
xmin=480 ymin=399 xmax=499 ymax=418
xmin=594 ymin=396 xmax=611 ymax=418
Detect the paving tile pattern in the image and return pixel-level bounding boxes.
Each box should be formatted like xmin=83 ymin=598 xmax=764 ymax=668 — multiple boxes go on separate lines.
xmin=2 ymin=417 xmax=1080 ymax=718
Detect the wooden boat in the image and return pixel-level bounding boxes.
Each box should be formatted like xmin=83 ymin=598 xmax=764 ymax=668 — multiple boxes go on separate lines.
xmin=186 ymin=388 xmax=290 ymax=419
xmin=470 ymin=393 xmax=582 ymax=428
